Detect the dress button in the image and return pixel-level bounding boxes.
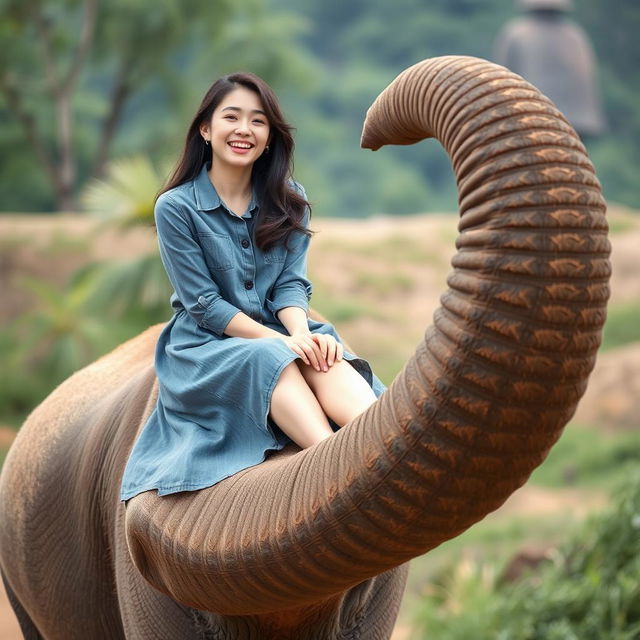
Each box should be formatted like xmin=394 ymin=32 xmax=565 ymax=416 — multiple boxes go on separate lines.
xmin=241 ymin=239 xmax=250 ymax=248
xmin=244 ymin=280 xmax=254 ymax=290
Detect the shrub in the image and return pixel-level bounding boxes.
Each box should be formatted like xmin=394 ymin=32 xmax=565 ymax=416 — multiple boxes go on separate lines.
xmin=413 ymin=473 xmax=640 ymax=639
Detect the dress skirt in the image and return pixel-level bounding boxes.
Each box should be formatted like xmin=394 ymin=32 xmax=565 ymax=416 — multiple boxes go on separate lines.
xmin=120 ymin=310 xmax=386 ymax=501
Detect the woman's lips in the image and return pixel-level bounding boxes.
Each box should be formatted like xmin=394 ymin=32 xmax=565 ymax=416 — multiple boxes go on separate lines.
xmin=228 ymin=141 xmax=254 ymax=154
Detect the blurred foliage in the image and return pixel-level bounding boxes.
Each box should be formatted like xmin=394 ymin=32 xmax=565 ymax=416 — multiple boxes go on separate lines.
xmin=270 ymin=0 xmax=640 ymax=214
xmin=0 ymin=155 xmax=175 ymax=425
xmin=528 ymin=424 xmax=640 ymax=492
xmin=82 ymin=154 xmax=167 ymax=228
xmin=412 ymin=471 xmax=640 ymax=639
xmin=0 ymin=258 xmax=169 ymax=425
xmin=1 ymin=1 xmax=638 ymax=215
xmin=0 ymin=0 xmax=310 ymax=210
xmin=601 ymin=302 xmax=640 ymax=351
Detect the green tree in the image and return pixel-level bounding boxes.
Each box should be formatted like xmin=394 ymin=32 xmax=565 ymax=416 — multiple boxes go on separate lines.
xmin=0 ymin=0 xmax=312 ymax=212
xmin=268 ymin=0 xmax=640 ymax=213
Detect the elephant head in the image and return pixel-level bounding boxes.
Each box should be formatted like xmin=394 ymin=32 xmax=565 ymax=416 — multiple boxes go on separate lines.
xmin=124 ymin=54 xmax=609 ymax=628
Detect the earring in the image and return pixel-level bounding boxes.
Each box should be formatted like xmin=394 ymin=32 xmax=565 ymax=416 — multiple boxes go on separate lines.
xmin=204 ymin=138 xmax=210 ymax=146
xmin=264 ymin=145 xmax=270 ymax=153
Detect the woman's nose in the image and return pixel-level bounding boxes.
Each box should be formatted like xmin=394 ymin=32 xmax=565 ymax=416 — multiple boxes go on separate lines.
xmin=235 ymin=120 xmax=250 ymax=134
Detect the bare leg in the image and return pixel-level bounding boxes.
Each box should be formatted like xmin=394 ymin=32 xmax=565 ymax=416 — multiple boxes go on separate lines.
xmin=297 ymin=359 xmax=377 ymax=427
xmin=269 ymin=361 xmax=334 ymax=448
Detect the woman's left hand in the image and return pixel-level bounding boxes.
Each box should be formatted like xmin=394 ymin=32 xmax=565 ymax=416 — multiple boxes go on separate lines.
xmin=310 ymin=333 xmax=343 ymax=369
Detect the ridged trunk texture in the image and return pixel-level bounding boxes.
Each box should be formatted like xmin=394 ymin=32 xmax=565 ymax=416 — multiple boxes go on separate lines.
xmin=125 ymin=56 xmax=610 ymax=615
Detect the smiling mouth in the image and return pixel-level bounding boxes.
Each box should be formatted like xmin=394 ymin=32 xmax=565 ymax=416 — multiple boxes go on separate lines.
xmin=228 ymin=141 xmax=254 ymax=149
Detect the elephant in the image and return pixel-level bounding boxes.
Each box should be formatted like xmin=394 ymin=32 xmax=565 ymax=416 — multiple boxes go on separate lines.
xmin=0 ymin=56 xmax=610 ymax=639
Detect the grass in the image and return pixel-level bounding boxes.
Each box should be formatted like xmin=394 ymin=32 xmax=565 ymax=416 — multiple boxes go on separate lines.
xmin=353 ymin=233 xmax=447 ymax=266
xmin=353 ymin=270 xmax=414 ymax=295
xmin=43 ymin=229 xmax=90 ymax=255
xmin=309 ymin=282 xmax=367 ymax=324
xmin=601 ymin=302 xmax=640 ymax=351
xmin=529 ymin=423 xmax=640 ymax=491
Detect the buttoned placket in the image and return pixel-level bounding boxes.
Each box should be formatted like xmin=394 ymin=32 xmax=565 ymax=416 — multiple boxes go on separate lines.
xmin=224 ymin=204 xmax=263 ymax=324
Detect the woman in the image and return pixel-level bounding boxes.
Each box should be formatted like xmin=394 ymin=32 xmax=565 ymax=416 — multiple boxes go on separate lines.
xmin=120 ymin=72 xmax=385 ymax=501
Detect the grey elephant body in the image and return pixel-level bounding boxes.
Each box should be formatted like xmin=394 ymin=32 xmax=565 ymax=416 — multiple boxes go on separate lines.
xmin=0 ymin=339 xmax=407 ymax=639
xmin=0 ymin=56 xmax=609 ymax=639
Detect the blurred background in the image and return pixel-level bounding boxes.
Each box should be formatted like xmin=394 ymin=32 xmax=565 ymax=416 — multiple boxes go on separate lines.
xmin=1 ymin=0 xmax=639 ymax=638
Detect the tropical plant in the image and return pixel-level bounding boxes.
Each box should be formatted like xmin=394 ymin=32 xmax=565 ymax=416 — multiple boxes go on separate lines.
xmin=412 ymin=473 xmax=640 ymax=639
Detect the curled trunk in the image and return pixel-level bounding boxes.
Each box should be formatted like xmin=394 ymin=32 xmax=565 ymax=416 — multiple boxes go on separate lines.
xmin=125 ymin=56 xmax=610 ymax=615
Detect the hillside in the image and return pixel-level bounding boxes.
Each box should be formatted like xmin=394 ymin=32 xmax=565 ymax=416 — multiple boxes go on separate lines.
xmin=1 ymin=205 xmax=639 ymax=423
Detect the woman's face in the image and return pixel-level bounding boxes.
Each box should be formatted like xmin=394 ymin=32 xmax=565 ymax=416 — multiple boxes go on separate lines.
xmin=201 ymin=86 xmax=271 ymax=171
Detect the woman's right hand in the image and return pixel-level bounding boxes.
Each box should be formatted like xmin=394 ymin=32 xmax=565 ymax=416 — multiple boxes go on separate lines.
xmin=280 ymin=332 xmax=327 ymax=372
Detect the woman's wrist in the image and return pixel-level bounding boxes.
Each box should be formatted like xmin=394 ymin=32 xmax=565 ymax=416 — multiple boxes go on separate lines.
xmin=276 ymin=306 xmax=310 ymax=336
xmin=223 ymin=312 xmax=283 ymax=339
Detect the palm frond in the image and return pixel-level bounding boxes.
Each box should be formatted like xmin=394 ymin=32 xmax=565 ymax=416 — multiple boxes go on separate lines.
xmin=81 ymin=155 xmax=166 ymax=228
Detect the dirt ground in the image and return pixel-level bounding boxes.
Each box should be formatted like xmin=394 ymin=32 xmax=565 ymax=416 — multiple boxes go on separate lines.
xmin=0 ymin=206 xmax=638 ymax=636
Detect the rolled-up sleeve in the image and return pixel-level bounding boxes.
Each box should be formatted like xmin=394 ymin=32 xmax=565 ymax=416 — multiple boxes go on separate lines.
xmin=266 ymin=186 xmax=313 ymax=316
xmin=155 ymin=194 xmax=241 ymax=336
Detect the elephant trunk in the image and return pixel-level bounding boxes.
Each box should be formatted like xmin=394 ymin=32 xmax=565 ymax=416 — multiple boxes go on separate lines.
xmin=125 ymin=56 xmax=610 ymax=615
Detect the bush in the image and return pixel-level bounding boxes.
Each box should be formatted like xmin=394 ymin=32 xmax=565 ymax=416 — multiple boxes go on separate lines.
xmin=413 ymin=473 xmax=640 ymax=639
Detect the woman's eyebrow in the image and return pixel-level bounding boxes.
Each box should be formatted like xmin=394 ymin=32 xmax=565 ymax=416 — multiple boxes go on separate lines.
xmin=221 ymin=106 xmax=267 ymax=116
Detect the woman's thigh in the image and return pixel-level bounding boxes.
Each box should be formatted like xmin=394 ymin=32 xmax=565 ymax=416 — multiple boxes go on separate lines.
xmin=296 ymin=360 xmax=377 ymax=415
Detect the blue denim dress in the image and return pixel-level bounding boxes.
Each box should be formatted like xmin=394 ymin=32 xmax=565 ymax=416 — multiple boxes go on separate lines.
xmin=120 ymin=162 xmax=385 ymax=501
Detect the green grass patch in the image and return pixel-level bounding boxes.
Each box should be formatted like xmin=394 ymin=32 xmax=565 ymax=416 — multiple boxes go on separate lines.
xmin=529 ymin=424 xmax=640 ymax=491
xmin=43 ymin=229 xmax=90 ymax=255
xmin=353 ymin=270 xmax=414 ymax=295
xmin=365 ymin=351 xmax=407 ymax=387
xmin=601 ymin=303 xmax=640 ymax=351
xmin=608 ymin=218 xmax=635 ymax=234
xmin=344 ymin=234 xmax=444 ymax=266
xmin=310 ymin=282 xmax=367 ymax=324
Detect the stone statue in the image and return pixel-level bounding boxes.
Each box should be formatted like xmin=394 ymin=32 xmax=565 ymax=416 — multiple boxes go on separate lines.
xmin=494 ymin=0 xmax=606 ymax=137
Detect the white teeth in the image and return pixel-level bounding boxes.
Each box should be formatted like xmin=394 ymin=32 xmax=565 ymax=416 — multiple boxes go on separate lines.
xmin=229 ymin=142 xmax=252 ymax=149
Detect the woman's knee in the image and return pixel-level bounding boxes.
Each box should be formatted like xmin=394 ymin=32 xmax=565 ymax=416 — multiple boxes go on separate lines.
xmin=274 ymin=360 xmax=307 ymax=392
xmin=297 ymin=358 xmax=354 ymax=388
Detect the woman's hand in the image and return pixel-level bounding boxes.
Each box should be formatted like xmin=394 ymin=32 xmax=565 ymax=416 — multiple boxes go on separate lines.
xmin=280 ymin=331 xmax=343 ymax=372
xmin=310 ymin=333 xmax=344 ymax=369
xmin=281 ymin=331 xmax=325 ymax=371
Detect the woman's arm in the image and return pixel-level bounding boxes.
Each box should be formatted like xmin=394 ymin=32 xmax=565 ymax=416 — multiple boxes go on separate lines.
xmin=225 ymin=306 xmax=325 ymax=371
xmin=155 ymin=193 xmax=242 ymax=336
xmin=276 ymin=306 xmax=309 ymax=335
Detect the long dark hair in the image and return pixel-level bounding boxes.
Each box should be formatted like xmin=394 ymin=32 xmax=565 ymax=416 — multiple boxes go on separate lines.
xmin=159 ymin=72 xmax=311 ymax=251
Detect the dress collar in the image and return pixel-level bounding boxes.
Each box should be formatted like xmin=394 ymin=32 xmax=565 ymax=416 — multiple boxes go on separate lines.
xmin=193 ymin=162 xmax=258 ymax=218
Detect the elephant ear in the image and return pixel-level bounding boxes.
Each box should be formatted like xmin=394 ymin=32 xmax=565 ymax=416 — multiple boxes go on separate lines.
xmin=125 ymin=56 xmax=610 ymax=617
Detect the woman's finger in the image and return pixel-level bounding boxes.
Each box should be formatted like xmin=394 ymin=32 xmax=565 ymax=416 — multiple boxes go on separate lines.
xmin=312 ymin=334 xmax=329 ymax=362
xmin=304 ymin=335 xmax=327 ymax=370
xmin=316 ymin=334 xmax=334 ymax=366
xmin=336 ymin=341 xmax=344 ymax=361
xmin=326 ymin=337 xmax=338 ymax=367
xmin=310 ymin=334 xmax=331 ymax=369
xmin=290 ymin=343 xmax=309 ymax=366
xmin=300 ymin=341 xmax=321 ymax=371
